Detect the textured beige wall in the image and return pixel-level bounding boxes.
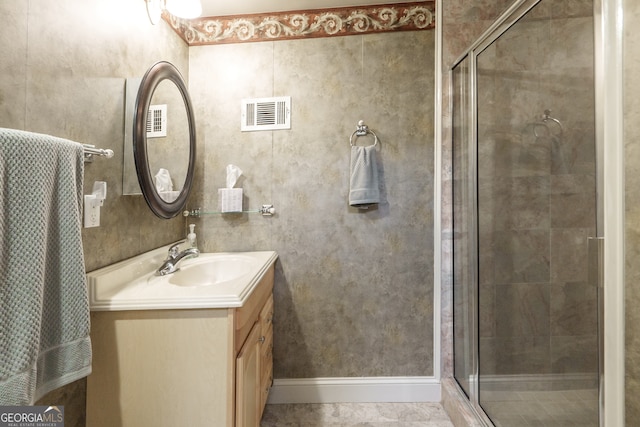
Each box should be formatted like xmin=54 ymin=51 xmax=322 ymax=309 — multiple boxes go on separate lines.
xmin=1 ymin=2 xmax=437 ymax=422
xmin=189 ymin=30 xmax=436 ymax=378
xmin=625 ymin=0 xmax=640 ymax=424
xmin=2 ymin=0 xmax=437 ymax=420
xmin=0 ymin=0 xmax=190 ymax=273
xmin=0 ymin=0 xmax=189 ymax=424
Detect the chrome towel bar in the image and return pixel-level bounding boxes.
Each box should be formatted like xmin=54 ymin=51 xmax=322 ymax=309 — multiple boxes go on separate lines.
xmin=83 ymin=144 xmax=114 ymax=162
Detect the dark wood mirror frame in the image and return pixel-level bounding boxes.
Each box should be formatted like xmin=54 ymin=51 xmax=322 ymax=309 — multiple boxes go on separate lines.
xmin=133 ymin=61 xmax=196 ymax=219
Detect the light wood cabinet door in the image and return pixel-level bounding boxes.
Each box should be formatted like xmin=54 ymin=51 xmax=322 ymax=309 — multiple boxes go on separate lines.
xmin=235 ymin=321 xmax=261 ymax=427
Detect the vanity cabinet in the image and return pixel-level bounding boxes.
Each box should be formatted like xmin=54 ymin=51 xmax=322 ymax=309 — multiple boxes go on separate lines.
xmin=86 ymin=265 xmax=274 ymax=427
xmin=235 ymin=289 xmax=274 ymax=426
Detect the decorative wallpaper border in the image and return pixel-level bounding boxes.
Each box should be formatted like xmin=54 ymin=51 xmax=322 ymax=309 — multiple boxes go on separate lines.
xmin=165 ymin=2 xmax=435 ymax=46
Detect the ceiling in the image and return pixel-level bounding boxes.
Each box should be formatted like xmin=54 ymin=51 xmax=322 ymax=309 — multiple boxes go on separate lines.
xmin=200 ymin=0 xmax=425 ymax=17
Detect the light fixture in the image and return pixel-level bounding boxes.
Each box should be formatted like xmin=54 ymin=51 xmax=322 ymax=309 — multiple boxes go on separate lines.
xmin=146 ymin=0 xmax=202 ymax=25
xmin=146 ymin=0 xmax=163 ymax=25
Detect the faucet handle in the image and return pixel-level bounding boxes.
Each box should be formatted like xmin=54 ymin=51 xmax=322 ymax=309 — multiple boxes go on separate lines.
xmin=168 ymin=241 xmax=185 ymax=258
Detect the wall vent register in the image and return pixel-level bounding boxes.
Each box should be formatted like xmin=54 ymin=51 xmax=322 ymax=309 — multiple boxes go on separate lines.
xmin=147 ymin=104 xmax=167 ymax=138
xmin=241 ymin=96 xmax=291 ymax=131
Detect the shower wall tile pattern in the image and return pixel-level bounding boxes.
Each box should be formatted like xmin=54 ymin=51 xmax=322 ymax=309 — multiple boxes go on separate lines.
xmin=189 ymin=30 xmax=435 ymax=378
xmin=441 ymin=0 xmax=600 ymax=425
xmin=476 ymin=1 xmax=597 ymax=378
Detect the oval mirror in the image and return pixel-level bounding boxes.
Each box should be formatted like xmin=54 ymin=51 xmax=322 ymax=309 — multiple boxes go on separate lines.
xmin=133 ymin=61 xmax=196 ymax=219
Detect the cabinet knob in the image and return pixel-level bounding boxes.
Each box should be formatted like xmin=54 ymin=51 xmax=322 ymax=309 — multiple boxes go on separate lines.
xmin=258 ymin=336 xmax=266 ymax=344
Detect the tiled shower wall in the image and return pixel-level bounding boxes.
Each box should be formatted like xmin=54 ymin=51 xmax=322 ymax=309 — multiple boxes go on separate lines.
xmin=0 ymin=0 xmax=188 ymax=424
xmin=442 ymin=0 xmax=596 ymax=379
xmin=475 ymin=2 xmax=597 ymax=377
xmin=442 ymin=0 xmax=640 ymax=426
xmin=189 ymin=30 xmax=436 ymax=378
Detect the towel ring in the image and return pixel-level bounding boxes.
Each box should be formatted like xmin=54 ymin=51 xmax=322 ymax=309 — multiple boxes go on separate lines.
xmin=533 ymin=109 xmax=563 ymax=138
xmin=350 ymin=120 xmax=378 ymax=147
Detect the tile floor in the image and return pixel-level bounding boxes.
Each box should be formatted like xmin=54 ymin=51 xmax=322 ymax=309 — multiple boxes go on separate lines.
xmin=260 ymin=402 xmax=455 ymax=426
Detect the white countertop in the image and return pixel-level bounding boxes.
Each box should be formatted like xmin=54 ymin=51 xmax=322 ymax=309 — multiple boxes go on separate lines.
xmin=87 ymin=243 xmax=278 ymax=311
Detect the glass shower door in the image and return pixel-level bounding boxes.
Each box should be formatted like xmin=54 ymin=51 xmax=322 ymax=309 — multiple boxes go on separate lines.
xmin=475 ymin=1 xmax=599 ymax=426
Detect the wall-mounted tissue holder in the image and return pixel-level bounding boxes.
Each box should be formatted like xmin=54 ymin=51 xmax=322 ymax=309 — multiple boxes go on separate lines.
xmin=183 ymin=205 xmax=276 ymax=217
xmin=84 ymin=181 xmax=107 ymax=228
xmin=218 ymin=164 xmax=243 ymax=212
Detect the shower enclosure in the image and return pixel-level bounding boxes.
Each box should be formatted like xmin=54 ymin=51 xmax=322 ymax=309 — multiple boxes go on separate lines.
xmin=452 ymin=0 xmax=601 ymax=425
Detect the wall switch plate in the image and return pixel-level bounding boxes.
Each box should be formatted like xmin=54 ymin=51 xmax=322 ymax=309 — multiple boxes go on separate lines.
xmin=84 ymin=195 xmax=100 ymax=228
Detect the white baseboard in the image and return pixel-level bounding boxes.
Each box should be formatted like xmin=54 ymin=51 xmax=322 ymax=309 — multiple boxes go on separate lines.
xmin=267 ymin=377 xmax=441 ymax=404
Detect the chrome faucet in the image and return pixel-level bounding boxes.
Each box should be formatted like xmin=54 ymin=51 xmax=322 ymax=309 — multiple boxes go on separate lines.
xmin=156 ymin=241 xmax=199 ymax=276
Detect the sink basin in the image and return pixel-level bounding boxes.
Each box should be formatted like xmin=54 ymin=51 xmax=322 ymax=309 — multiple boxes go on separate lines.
xmin=167 ymin=254 xmax=255 ymax=287
xmin=87 ymin=243 xmax=278 ymax=311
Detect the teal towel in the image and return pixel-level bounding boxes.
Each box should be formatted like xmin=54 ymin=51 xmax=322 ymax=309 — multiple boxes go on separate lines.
xmin=0 ymin=128 xmax=91 ymax=404
xmin=349 ymin=145 xmax=380 ymax=208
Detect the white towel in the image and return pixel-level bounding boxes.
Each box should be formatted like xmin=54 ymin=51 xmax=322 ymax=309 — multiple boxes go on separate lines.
xmin=0 ymin=128 xmax=92 ymax=404
xmin=349 ymin=145 xmax=380 ymax=208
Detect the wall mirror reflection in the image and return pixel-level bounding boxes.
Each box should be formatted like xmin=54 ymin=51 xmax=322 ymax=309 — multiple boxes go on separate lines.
xmin=125 ymin=61 xmax=196 ymax=219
